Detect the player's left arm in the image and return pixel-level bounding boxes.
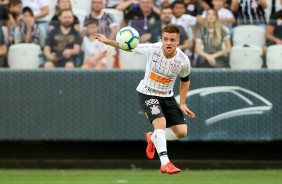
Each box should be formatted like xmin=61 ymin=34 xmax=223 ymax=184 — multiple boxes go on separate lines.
xmin=179 ymin=80 xmax=196 ymax=118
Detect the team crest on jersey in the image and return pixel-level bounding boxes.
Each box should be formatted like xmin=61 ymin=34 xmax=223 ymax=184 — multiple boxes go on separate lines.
xmin=150 ymin=105 xmax=160 ymax=115
xmin=169 ymin=60 xmax=180 ymax=74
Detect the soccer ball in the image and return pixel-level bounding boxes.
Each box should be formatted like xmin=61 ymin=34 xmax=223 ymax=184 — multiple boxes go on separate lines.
xmin=116 ymin=27 xmax=140 ymax=51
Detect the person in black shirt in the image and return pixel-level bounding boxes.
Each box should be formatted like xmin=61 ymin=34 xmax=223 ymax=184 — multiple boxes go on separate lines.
xmin=44 ymin=9 xmax=81 ymax=68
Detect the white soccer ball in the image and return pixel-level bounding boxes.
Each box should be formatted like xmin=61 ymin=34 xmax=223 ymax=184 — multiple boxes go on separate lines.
xmin=116 ymin=27 xmax=140 ymax=51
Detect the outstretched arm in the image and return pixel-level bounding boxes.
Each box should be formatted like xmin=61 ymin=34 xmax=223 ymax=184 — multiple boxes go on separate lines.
xmin=179 ymin=80 xmax=196 ymax=118
xmin=95 ymin=34 xmax=119 ymax=49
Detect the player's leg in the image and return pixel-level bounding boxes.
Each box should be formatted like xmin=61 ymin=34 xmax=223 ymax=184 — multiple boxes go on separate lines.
xmin=166 ymin=124 xmax=188 ymax=140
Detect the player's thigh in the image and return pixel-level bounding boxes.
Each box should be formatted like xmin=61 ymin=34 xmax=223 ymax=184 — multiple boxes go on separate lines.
xmin=138 ymin=93 xmax=165 ymax=125
xmin=162 ymin=97 xmax=186 ymax=127
xmin=170 ymin=124 xmax=188 ymax=138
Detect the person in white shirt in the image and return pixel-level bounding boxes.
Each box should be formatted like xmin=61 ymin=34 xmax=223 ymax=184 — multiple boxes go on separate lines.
xmin=22 ymin=0 xmax=49 ymax=35
xmin=171 ymin=1 xmax=197 ymax=33
xmin=201 ymin=0 xmax=236 ymax=30
xmin=81 ymin=20 xmax=109 ymax=69
xmin=95 ymin=25 xmax=196 ymax=174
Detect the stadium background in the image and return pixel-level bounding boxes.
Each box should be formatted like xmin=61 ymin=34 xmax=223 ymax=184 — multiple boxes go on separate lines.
xmin=0 ymin=69 xmax=281 ymax=170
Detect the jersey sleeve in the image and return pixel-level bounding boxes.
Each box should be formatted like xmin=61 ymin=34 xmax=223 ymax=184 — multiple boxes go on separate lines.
xmin=179 ymin=53 xmax=191 ymax=78
xmin=132 ymin=42 xmax=161 ymax=55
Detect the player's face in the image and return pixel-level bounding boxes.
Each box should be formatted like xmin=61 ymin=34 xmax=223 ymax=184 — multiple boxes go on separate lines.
xmin=162 ymin=32 xmax=179 ymax=57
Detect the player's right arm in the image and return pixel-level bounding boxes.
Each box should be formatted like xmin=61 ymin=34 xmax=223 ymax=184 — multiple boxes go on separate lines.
xmin=95 ymin=34 xmax=119 ymax=49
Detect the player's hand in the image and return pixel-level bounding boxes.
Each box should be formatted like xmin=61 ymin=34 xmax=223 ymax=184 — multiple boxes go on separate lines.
xmin=95 ymin=34 xmax=109 ymax=44
xmin=180 ymin=104 xmax=196 ymax=118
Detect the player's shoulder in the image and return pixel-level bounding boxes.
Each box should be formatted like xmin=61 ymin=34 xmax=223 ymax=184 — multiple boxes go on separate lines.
xmin=176 ymin=48 xmax=190 ymax=63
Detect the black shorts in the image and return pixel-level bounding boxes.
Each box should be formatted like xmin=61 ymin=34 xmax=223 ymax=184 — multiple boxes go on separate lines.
xmin=138 ymin=93 xmax=185 ymax=127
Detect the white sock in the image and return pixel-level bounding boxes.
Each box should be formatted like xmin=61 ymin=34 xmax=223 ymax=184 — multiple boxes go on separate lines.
xmin=165 ymin=128 xmax=179 ymax=141
xmin=151 ymin=129 xmax=170 ymax=166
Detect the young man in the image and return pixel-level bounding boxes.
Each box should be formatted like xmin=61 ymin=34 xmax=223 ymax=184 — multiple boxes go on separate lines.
xmin=96 ymin=25 xmax=196 ymax=174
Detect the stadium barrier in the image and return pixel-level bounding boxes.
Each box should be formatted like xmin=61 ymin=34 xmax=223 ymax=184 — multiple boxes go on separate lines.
xmin=0 ymin=69 xmax=281 ymax=141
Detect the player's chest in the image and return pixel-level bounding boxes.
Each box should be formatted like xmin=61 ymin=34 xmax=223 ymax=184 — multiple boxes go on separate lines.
xmin=149 ymin=50 xmax=182 ymax=76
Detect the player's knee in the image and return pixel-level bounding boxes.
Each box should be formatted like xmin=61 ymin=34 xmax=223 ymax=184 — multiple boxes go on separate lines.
xmin=176 ymin=126 xmax=189 ymax=138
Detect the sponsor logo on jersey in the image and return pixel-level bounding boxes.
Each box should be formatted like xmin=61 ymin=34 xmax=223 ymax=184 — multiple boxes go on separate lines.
xmin=144 ymin=86 xmax=168 ymax=95
xmin=149 ymin=72 xmax=173 ymax=84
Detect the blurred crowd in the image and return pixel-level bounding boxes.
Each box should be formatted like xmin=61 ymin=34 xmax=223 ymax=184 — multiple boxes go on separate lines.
xmin=0 ymin=0 xmax=282 ymax=69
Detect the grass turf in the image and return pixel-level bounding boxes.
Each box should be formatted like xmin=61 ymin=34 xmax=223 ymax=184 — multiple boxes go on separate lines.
xmin=0 ymin=169 xmax=281 ymax=184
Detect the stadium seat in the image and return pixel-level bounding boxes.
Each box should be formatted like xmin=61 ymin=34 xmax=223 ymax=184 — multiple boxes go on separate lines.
xmin=233 ymin=25 xmax=266 ymax=47
xmin=119 ymin=50 xmax=146 ymax=69
xmin=229 ymin=45 xmax=263 ymax=69
xmin=8 ymin=43 xmax=41 ymax=69
xmin=72 ymin=9 xmax=88 ymax=30
xmin=103 ymin=8 xmax=124 ymax=29
xmin=70 ymin=0 xmax=91 ymax=13
xmin=266 ymin=45 xmax=282 ymax=69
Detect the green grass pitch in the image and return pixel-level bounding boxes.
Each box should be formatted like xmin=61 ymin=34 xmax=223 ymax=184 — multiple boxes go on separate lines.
xmin=0 ymin=169 xmax=281 ymax=184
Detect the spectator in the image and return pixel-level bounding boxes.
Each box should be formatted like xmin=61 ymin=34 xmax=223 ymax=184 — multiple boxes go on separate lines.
xmin=7 ymin=0 xmax=22 ymax=44
xmin=150 ymin=6 xmax=191 ymax=52
xmin=0 ymin=28 xmax=7 ymax=67
xmin=81 ymin=20 xmax=109 ymax=69
xmin=14 ymin=7 xmax=45 ymax=47
xmin=84 ymin=0 xmax=118 ymax=39
xmin=49 ymin=0 xmax=80 ymax=32
xmin=44 ymin=9 xmax=81 ymax=69
xmin=22 ymin=0 xmax=49 ymax=35
xmin=263 ymin=9 xmax=282 ymax=52
xmin=123 ymin=0 xmax=160 ymax=43
xmin=201 ymin=0 xmax=235 ymax=30
xmin=195 ymin=9 xmax=231 ymax=67
xmin=171 ymin=1 xmax=197 ymax=34
xmin=0 ymin=0 xmax=9 ymax=27
xmin=231 ymin=0 xmax=268 ymax=27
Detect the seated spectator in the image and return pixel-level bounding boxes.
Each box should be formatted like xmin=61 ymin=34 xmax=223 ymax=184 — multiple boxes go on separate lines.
xmin=195 ymin=9 xmax=231 ymax=67
xmin=122 ymin=0 xmax=160 ymax=43
xmin=201 ymin=0 xmax=235 ymax=30
xmin=150 ymin=6 xmax=191 ymax=52
xmin=22 ymin=0 xmax=49 ymax=35
xmin=44 ymin=9 xmax=81 ymax=69
xmin=0 ymin=28 xmax=7 ymax=67
xmin=81 ymin=20 xmax=109 ymax=69
xmin=263 ymin=9 xmax=282 ymax=52
xmin=231 ymin=0 xmax=268 ymax=27
xmin=14 ymin=7 xmax=45 ymax=47
xmin=84 ymin=0 xmax=118 ymax=39
xmin=7 ymin=0 xmax=22 ymax=44
xmin=49 ymin=0 xmax=80 ymax=32
xmin=0 ymin=0 xmax=9 ymax=27
xmin=171 ymin=1 xmax=197 ymax=34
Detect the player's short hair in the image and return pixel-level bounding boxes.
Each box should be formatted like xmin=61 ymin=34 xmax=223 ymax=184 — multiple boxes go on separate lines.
xmin=85 ymin=19 xmax=99 ymax=26
xmin=162 ymin=25 xmax=180 ymax=35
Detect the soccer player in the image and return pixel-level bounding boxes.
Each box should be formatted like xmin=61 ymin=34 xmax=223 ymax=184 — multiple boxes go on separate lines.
xmin=95 ymin=25 xmax=196 ymax=175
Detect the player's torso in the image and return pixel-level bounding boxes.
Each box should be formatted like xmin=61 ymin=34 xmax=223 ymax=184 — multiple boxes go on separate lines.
xmin=138 ymin=47 xmax=185 ymax=97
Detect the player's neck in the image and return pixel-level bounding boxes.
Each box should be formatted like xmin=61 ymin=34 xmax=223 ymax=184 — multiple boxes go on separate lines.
xmin=163 ymin=50 xmax=177 ymax=59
